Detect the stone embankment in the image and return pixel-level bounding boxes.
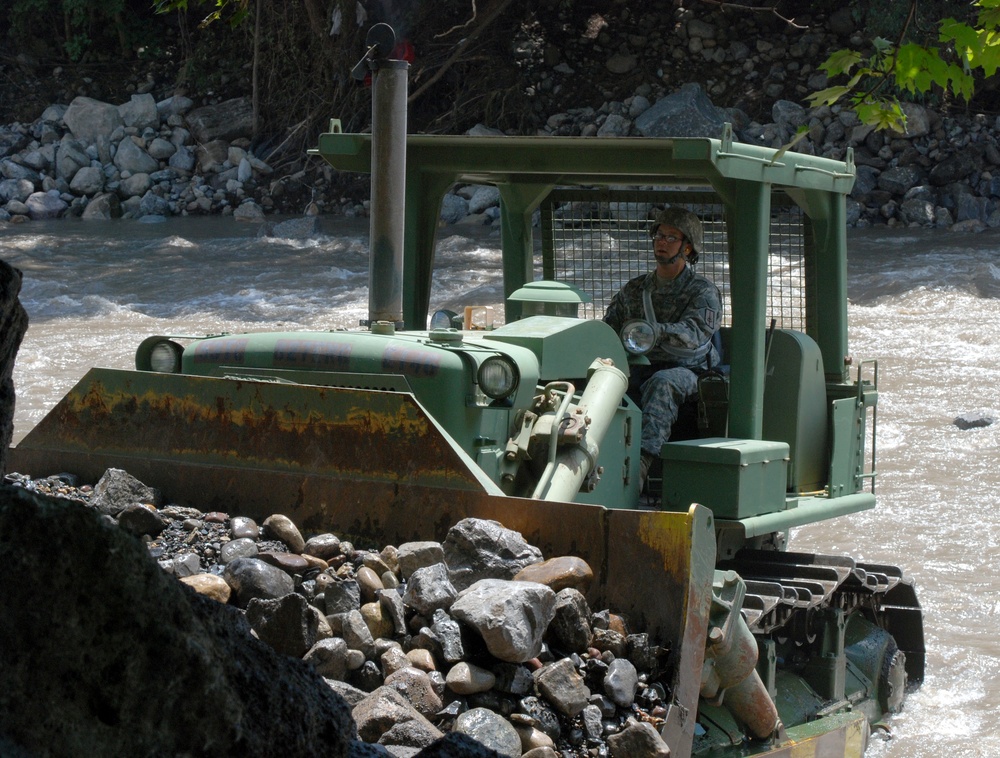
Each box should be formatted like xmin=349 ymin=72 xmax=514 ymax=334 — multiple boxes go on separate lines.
xmin=3 ymin=4 xmax=1000 ymax=231
xmin=2 ymin=468 xmax=673 ymax=758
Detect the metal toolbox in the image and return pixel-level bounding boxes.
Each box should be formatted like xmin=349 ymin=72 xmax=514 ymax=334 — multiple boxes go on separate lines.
xmin=659 ymin=437 xmax=790 ymax=518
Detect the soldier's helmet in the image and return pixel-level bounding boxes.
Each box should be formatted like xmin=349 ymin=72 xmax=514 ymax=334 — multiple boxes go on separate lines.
xmin=649 ymin=207 xmax=703 ymax=262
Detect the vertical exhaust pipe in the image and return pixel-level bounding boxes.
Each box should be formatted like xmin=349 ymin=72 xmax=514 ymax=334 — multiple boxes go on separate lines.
xmin=355 ymin=24 xmax=408 ymax=328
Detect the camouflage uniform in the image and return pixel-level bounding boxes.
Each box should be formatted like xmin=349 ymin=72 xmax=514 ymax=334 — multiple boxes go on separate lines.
xmin=604 ymin=266 xmax=722 ymax=455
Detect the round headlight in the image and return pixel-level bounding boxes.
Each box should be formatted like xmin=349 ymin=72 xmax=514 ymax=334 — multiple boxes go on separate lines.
xmin=429 ymin=309 xmax=459 ymax=330
xmin=149 ymin=340 xmax=183 ymax=373
xmin=620 ymin=319 xmax=657 ymax=355
xmin=478 ymin=356 xmax=518 ymax=400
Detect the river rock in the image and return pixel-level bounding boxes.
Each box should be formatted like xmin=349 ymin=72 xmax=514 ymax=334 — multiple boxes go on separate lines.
xmin=356 ymin=565 xmax=384 ymax=603
xmin=360 ymin=600 xmax=395 ymax=640
xmin=352 ymin=686 xmax=444 ymax=747
xmin=168 ymin=144 xmax=196 ymax=172
xmin=514 ymin=555 xmax=593 ymax=593
xmin=429 ymin=608 xmax=464 ymax=663
xmin=342 ymin=609 xmax=376 ymax=659
xmin=533 ymin=658 xmax=590 ymax=717
xmin=954 ymin=411 xmax=996 ymax=429
xmin=186 ymin=97 xmax=254 ymax=143
xmin=115 ymin=137 xmax=159 ymax=175
xmin=221 ymin=537 xmax=258 ymax=563
xmin=117 ymin=502 xmax=166 ymax=538
xmin=82 ymin=192 xmax=122 ymax=220
xmin=25 ymin=190 xmax=67 ymax=220
xmin=443 ymin=517 xmax=544 ymax=590
xmin=258 ymin=550 xmax=310 ymax=573
xmin=305 ymin=532 xmax=341 ymax=560
xmin=63 ymin=96 xmax=124 ymax=142
xmin=604 ymin=658 xmax=639 ymax=708
xmin=606 ymin=718 xmax=670 ymax=757
xmin=439 ymin=193 xmax=469 ymax=224
xmin=402 ymin=562 xmax=457 ymax=615
xmin=89 ymin=467 xmax=162 ymax=516
xmin=454 ymin=707 xmax=521 ymax=757
xmin=179 ymin=573 xmax=232 ymax=603
xmin=156 ymin=95 xmax=194 ymax=117
xmin=271 ymin=215 xmax=320 ymax=239
xmin=245 ymin=592 xmax=318 ymax=658
xmin=0 ymin=178 xmax=33 ymax=203
xmin=54 ymin=137 xmax=89 ymax=182
xmin=376 ymin=588 xmax=406 ymax=635
xmin=326 ymin=578 xmax=362 ymax=615
xmin=450 ymin=579 xmax=555 ymax=663
xmin=223 ymin=556 xmax=295 ymax=607
xmin=446 ymin=662 xmax=496 ymax=695
xmin=230 ymin=515 xmax=260 ymax=540
xmin=396 ymin=540 xmax=444 ymax=579
xmin=262 ymin=513 xmax=305 ymax=553
xmin=306 ymin=637 xmax=350 ymax=680
xmin=68 ymin=165 xmax=104 ymax=195
xmin=384 ymin=667 xmax=443 ymax=719
xmin=546 ymin=587 xmax=593 ymax=654
xmin=635 ymin=83 xmax=728 ymax=138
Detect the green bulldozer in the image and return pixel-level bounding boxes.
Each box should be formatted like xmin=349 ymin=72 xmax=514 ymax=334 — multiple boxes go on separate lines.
xmin=10 ymin=27 xmax=923 ymax=757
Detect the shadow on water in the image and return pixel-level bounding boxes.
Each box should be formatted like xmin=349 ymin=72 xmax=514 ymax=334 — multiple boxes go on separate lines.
xmin=847 ymin=226 xmax=1000 ymax=304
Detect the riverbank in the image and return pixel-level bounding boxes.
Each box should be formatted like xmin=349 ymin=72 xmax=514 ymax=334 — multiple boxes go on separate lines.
xmin=2 ymin=4 xmax=1000 ymax=231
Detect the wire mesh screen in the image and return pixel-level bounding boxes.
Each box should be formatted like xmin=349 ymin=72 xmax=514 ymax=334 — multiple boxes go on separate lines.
xmin=539 ymin=189 xmax=807 ymax=330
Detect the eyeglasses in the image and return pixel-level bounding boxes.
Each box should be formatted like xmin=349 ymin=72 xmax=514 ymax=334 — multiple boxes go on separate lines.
xmin=653 ymin=233 xmax=684 ymax=244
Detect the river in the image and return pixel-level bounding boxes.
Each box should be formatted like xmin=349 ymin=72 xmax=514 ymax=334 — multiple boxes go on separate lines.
xmin=3 ymin=216 xmax=999 ymax=757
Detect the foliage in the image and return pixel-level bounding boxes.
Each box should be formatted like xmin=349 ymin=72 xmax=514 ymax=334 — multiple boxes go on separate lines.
xmin=5 ymin=0 xmax=147 ymax=62
xmin=153 ymin=0 xmax=249 ymax=28
xmin=808 ymin=0 xmax=1000 ymax=130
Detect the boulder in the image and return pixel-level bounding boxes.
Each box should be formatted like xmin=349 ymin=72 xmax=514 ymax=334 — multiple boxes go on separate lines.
xmin=118 ymin=93 xmax=159 ymax=131
xmin=25 ymin=190 xmax=67 ymax=220
xmin=114 ymin=137 xmax=159 ymax=175
xmin=450 ymin=579 xmax=555 ymax=663
xmin=0 ymin=485 xmax=355 ymax=757
xmin=634 ymin=83 xmax=727 ymax=138
xmin=0 ymin=262 xmax=28 ymax=476
xmin=186 ymin=97 xmax=255 ymax=143
xmin=443 ymin=518 xmax=543 ymax=591
xmin=82 ymin=192 xmax=123 ymax=220
xmin=63 ymin=96 xmax=124 ymax=142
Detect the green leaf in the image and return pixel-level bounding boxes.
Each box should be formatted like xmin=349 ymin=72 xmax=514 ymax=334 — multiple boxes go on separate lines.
xmin=854 ymin=100 xmax=906 ymax=132
xmin=805 ymin=85 xmax=853 ymax=108
xmin=820 ymin=49 xmax=863 ymax=78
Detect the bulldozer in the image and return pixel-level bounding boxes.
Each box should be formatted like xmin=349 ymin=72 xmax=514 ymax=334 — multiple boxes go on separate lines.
xmin=9 ymin=25 xmax=923 ymax=757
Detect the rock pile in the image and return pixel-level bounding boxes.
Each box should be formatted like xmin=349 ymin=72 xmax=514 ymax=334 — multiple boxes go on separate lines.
xmin=0 ymin=93 xmax=282 ymax=222
xmin=3 ymin=468 xmax=675 ymax=758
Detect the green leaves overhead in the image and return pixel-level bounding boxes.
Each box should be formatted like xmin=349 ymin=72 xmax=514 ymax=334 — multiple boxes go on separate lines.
xmin=810 ymin=0 xmax=1000 ymax=130
xmin=154 ymin=0 xmax=249 ymax=28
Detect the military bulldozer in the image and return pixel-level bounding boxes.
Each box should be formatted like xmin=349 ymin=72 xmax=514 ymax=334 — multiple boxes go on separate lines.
xmin=10 ymin=28 xmax=923 ymax=757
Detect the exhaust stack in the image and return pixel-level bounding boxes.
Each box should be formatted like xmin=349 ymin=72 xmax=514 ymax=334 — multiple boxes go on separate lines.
xmin=356 ymin=24 xmax=408 ymax=328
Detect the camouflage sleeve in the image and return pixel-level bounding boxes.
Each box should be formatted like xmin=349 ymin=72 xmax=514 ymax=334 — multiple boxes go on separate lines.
xmin=602 ymin=281 xmax=635 ymax=335
xmin=655 ymin=279 xmax=721 ymax=349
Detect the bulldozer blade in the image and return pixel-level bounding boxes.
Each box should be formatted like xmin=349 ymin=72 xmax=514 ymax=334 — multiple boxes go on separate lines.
xmin=9 ymin=368 xmax=716 ymax=753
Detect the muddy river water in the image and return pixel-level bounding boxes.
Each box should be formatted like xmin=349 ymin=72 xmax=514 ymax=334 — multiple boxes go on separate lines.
xmin=4 ymin=216 xmax=1000 ymax=756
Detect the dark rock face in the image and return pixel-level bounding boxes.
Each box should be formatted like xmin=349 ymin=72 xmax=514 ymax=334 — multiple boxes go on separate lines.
xmin=0 ymin=260 xmax=28 ymax=477
xmin=0 ymin=485 xmax=356 ymax=757
xmin=186 ymin=97 xmax=255 ymax=143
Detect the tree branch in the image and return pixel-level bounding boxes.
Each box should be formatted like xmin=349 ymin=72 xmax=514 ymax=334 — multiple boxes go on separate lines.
xmin=695 ymin=0 xmax=807 ymax=30
xmin=408 ymin=0 xmax=513 ymax=104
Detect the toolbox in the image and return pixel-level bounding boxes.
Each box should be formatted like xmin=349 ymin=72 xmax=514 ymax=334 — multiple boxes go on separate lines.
xmin=659 ymin=437 xmax=790 ymax=518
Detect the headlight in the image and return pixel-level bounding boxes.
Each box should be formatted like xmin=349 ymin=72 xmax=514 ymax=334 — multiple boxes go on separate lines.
xmin=149 ymin=340 xmax=183 ymax=372
xmin=477 ymin=356 xmax=518 ymax=400
xmin=429 ymin=309 xmax=460 ymax=330
xmin=620 ymin=319 xmax=657 ymax=355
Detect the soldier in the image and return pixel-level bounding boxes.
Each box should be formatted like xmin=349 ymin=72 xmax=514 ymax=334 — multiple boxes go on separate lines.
xmin=603 ymin=207 xmax=722 ymax=489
